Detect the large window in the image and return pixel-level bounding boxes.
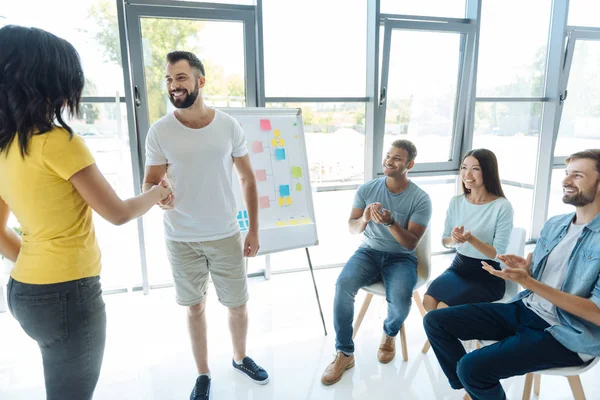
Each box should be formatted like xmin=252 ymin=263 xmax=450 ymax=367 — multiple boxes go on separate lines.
xmin=262 ymin=0 xmax=366 ymax=98
xmin=554 ymin=39 xmax=600 ymax=157
xmin=568 ymin=0 xmax=600 ymax=27
xmin=473 ymin=102 xmax=542 ymax=236
xmin=380 ymin=0 xmax=465 ymax=19
xmin=476 ymin=0 xmax=551 ymax=97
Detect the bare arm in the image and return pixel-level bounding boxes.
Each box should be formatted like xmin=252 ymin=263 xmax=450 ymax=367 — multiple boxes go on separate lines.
xmin=349 ymin=206 xmax=371 ymax=235
xmin=466 ymin=234 xmax=498 ymax=259
xmin=387 ymin=221 xmax=427 ymax=251
xmin=71 ymin=163 xmax=169 ymax=226
xmin=0 ymin=197 xmax=21 ymax=262
xmin=233 ymin=155 xmax=258 ymax=233
xmin=526 ymin=279 xmax=600 ymax=326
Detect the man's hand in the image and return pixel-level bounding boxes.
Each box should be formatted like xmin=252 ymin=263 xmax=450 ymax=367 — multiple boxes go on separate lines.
xmin=371 ymin=203 xmax=393 ymax=225
xmin=157 ymin=179 xmax=175 ymax=210
xmin=362 ymin=203 xmax=378 ymax=223
xmin=243 ymin=231 xmax=260 ymax=257
xmin=482 ymin=253 xmax=534 ymax=286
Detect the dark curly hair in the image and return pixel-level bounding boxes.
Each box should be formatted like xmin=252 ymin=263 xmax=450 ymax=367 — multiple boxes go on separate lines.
xmin=0 ymin=25 xmax=84 ymax=156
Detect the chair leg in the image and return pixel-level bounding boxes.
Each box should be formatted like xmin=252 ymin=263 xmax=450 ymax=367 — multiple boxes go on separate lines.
xmin=522 ymin=373 xmax=533 ymax=400
xmin=399 ymin=323 xmax=408 ymax=362
xmin=567 ymin=375 xmax=586 ymax=400
xmin=413 ymin=290 xmax=427 ymax=318
xmin=421 ymin=340 xmax=431 ymax=354
xmin=352 ymin=293 xmax=373 ymax=340
xmin=533 ymin=374 xmax=541 ymax=396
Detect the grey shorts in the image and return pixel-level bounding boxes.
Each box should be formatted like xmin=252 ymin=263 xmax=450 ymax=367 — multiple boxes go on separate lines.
xmin=165 ymin=232 xmax=248 ymax=308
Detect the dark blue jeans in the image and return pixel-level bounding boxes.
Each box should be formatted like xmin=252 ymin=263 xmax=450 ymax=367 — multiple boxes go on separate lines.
xmin=334 ymin=247 xmax=418 ymax=354
xmin=7 ymin=276 xmax=107 ymax=400
xmin=423 ymin=301 xmax=585 ymax=400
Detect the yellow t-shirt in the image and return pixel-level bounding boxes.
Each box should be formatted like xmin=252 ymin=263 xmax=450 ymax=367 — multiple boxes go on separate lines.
xmin=0 ymin=127 xmax=101 ymax=284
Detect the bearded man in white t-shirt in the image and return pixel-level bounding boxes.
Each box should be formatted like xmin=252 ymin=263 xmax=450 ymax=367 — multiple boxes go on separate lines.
xmin=142 ymin=51 xmax=268 ymax=400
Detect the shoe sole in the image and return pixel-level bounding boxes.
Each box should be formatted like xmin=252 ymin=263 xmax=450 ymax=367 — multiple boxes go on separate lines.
xmin=321 ymin=361 xmax=355 ymax=386
xmin=233 ymin=367 xmax=270 ymax=385
xmin=378 ymin=354 xmax=396 ymax=364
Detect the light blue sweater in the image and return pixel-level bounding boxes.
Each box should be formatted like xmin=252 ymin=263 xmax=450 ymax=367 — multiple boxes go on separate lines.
xmin=443 ymin=195 xmax=514 ymax=260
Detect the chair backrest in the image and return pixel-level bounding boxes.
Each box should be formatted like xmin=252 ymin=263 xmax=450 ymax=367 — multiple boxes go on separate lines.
xmin=500 ymin=227 xmax=526 ymax=298
xmin=415 ymin=227 xmax=432 ymax=287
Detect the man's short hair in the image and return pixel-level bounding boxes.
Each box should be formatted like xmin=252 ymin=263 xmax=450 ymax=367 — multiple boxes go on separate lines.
xmin=566 ymin=149 xmax=600 ymax=176
xmin=166 ymin=51 xmax=205 ymax=77
xmin=391 ymin=139 xmax=417 ymax=162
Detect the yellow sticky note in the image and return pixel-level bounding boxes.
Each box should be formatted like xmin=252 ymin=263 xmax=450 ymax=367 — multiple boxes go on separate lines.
xmin=271 ymin=138 xmax=277 ymax=147
xmin=289 ymin=219 xmax=299 ymax=225
xmin=300 ymin=218 xmax=312 ymax=225
xmin=295 ymin=135 xmax=299 ymax=139
xmin=285 ymin=197 xmax=292 ymax=205
xmin=278 ymin=197 xmax=285 ymax=206
xmin=274 ymin=129 xmax=281 ymax=137
xmin=279 ymin=138 xmax=285 ymax=146
xmin=275 ymin=221 xmax=287 ymax=227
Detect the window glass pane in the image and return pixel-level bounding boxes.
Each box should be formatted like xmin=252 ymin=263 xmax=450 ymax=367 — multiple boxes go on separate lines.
xmin=555 ymin=40 xmax=600 ymax=157
xmin=382 ymin=30 xmax=462 ymax=163
xmin=3 ymin=0 xmax=125 ymax=97
xmin=380 ymin=0 xmax=465 ymax=18
xmin=476 ymin=0 xmax=551 ymax=97
xmin=262 ymin=0 xmax=366 ymax=97
xmin=267 ymin=103 xmax=366 ymax=187
xmin=473 ymin=102 xmax=543 ymax=237
xmin=568 ymin=0 xmax=600 ymax=27
xmin=65 ymin=103 xmax=141 ymax=290
xmin=548 ymin=168 xmax=574 ymax=218
xmin=411 ymin=176 xmax=458 ymax=254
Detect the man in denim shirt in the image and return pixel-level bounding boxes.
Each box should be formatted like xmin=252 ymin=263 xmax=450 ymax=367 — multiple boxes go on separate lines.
xmin=424 ymin=149 xmax=600 ymax=400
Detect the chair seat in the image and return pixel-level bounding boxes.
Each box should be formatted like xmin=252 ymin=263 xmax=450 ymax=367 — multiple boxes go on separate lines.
xmin=362 ymin=276 xmax=427 ymax=297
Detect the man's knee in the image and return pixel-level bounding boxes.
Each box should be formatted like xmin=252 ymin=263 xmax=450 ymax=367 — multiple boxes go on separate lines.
xmin=457 ymin=353 xmax=485 ymax=387
xmin=228 ymin=303 xmax=247 ymax=316
xmin=423 ymin=308 xmax=445 ymax=334
xmin=188 ymin=301 xmax=206 ymax=317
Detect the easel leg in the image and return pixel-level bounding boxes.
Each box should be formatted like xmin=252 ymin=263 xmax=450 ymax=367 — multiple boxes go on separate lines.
xmin=306 ymin=248 xmax=327 ymax=336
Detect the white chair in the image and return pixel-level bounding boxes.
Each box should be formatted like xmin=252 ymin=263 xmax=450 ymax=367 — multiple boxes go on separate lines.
xmin=422 ymin=227 xmax=527 ymax=354
xmin=352 ymin=228 xmax=431 ymax=361
xmin=521 ymin=358 xmax=599 ymax=400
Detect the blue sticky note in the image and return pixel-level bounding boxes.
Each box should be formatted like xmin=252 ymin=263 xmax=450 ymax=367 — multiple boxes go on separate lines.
xmin=279 ymin=185 xmax=290 ymax=197
xmin=275 ymin=148 xmax=286 ymax=161
xmin=237 ymin=211 xmax=243 ymax=219
xmin=243 ymin=210 xmax=248 ymax=218
xmin=238 ymin=221 xmax=245 ymax=230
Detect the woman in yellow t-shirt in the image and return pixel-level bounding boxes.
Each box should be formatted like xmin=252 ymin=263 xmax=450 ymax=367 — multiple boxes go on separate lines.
xmin=0 ymin=25 xmax=171 ymax=400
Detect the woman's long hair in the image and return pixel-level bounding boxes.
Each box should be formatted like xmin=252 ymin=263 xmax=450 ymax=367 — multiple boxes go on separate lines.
xmin=0 ymin=25 xmax=84 ymax=156
xmin=461 ymin=149 xmax=506 ymax=198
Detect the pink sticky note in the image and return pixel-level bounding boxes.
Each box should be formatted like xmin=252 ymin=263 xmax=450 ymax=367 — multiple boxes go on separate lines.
xmin=252 ymin=141 xmax=264 ymax=153
xmin=260 ymin=119 xmax=272 ymax=130
xmin=259 ymin=196 xmax=270 ymax=209
xmin=255 ymin=169 xmax=267 ymax=181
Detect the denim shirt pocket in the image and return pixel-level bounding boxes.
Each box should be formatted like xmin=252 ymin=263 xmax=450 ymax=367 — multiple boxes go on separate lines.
xmin=573 ymin=251 xmax=600 ymax=284
xmin=531 ymin=237 xmax=549 ymax=276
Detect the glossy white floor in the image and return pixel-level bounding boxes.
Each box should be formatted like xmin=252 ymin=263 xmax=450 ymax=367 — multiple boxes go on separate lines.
xmin=1 ymin=257 xmax=599 ymax=400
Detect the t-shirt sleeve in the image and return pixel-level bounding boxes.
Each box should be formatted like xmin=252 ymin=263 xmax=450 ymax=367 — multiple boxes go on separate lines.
xmin=492 ymin=201 xmax=514 ymax=255
xmin=145 ymin=127 xmax=167 ymax=166
xmin=232 ymin=119 xmax=248 ymax=158
xmin=43 ymin=132 xmax=95 ymax=180
xmin=442 ymin=197 xmax=456 ymax=238
xmin=409 ymin=192 xmax=433 ymax=228
xmin=352 ymin=184 xmax=367 ymax=209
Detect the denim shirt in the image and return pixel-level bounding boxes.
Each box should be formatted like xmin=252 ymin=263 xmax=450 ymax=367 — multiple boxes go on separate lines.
xmin=510 ymin=212 xmax=600 ymax=356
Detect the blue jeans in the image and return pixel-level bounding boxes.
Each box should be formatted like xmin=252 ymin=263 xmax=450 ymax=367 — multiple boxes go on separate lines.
xmin=424 ymin=301 xmax=585 ymax=400
xmin=7 ymin=276 xmax=107 ymax=400
xmin=334 ymin=247 xmax=418 ymax=354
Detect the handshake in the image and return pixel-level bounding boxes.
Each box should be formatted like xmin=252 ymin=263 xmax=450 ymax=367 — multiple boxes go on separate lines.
xmin=150 ymin=179 xmax=174 ymax=210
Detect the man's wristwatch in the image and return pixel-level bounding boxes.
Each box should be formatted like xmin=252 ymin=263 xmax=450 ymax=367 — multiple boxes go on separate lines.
xmin=384 ymin=217 xmax=395 ymax=227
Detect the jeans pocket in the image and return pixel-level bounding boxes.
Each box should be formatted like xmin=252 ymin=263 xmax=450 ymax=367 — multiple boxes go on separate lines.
xmin=14 ymin=292 xmax=68 ymax=348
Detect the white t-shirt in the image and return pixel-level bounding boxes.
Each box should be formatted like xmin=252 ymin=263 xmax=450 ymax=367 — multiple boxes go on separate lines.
xmin=145 ymin=109 xmax=248 ymax=242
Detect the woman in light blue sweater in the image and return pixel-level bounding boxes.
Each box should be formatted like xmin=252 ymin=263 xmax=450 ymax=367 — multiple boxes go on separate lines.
xmin=423 ymin=149 xmax=514 ymax=311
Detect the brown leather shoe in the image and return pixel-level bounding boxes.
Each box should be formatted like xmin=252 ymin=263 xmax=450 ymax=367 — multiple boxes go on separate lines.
xmin=377 ymin=334 xmax=396 ymax=363
xmin=321 ymin=352 xmax=355 ymax=385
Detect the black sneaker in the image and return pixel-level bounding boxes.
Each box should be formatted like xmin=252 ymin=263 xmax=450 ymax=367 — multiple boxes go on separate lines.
xmin=232 ymin=356 xmax=269 ymax=385
xmin=190 ymin=375 xmax=210 ymax=400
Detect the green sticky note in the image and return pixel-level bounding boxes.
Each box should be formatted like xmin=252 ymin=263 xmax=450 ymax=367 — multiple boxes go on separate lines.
xmin=296 ymin=183 xmax=302 ymax=191
xmin=291 ymin=166 xmax=302 ymax=178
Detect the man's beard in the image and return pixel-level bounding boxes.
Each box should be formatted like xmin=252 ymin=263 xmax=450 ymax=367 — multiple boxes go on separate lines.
xmin=169 ymin=82 xmax=199 ymax=109
xmin=563 ymin=179 xmax=600 ymax=206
